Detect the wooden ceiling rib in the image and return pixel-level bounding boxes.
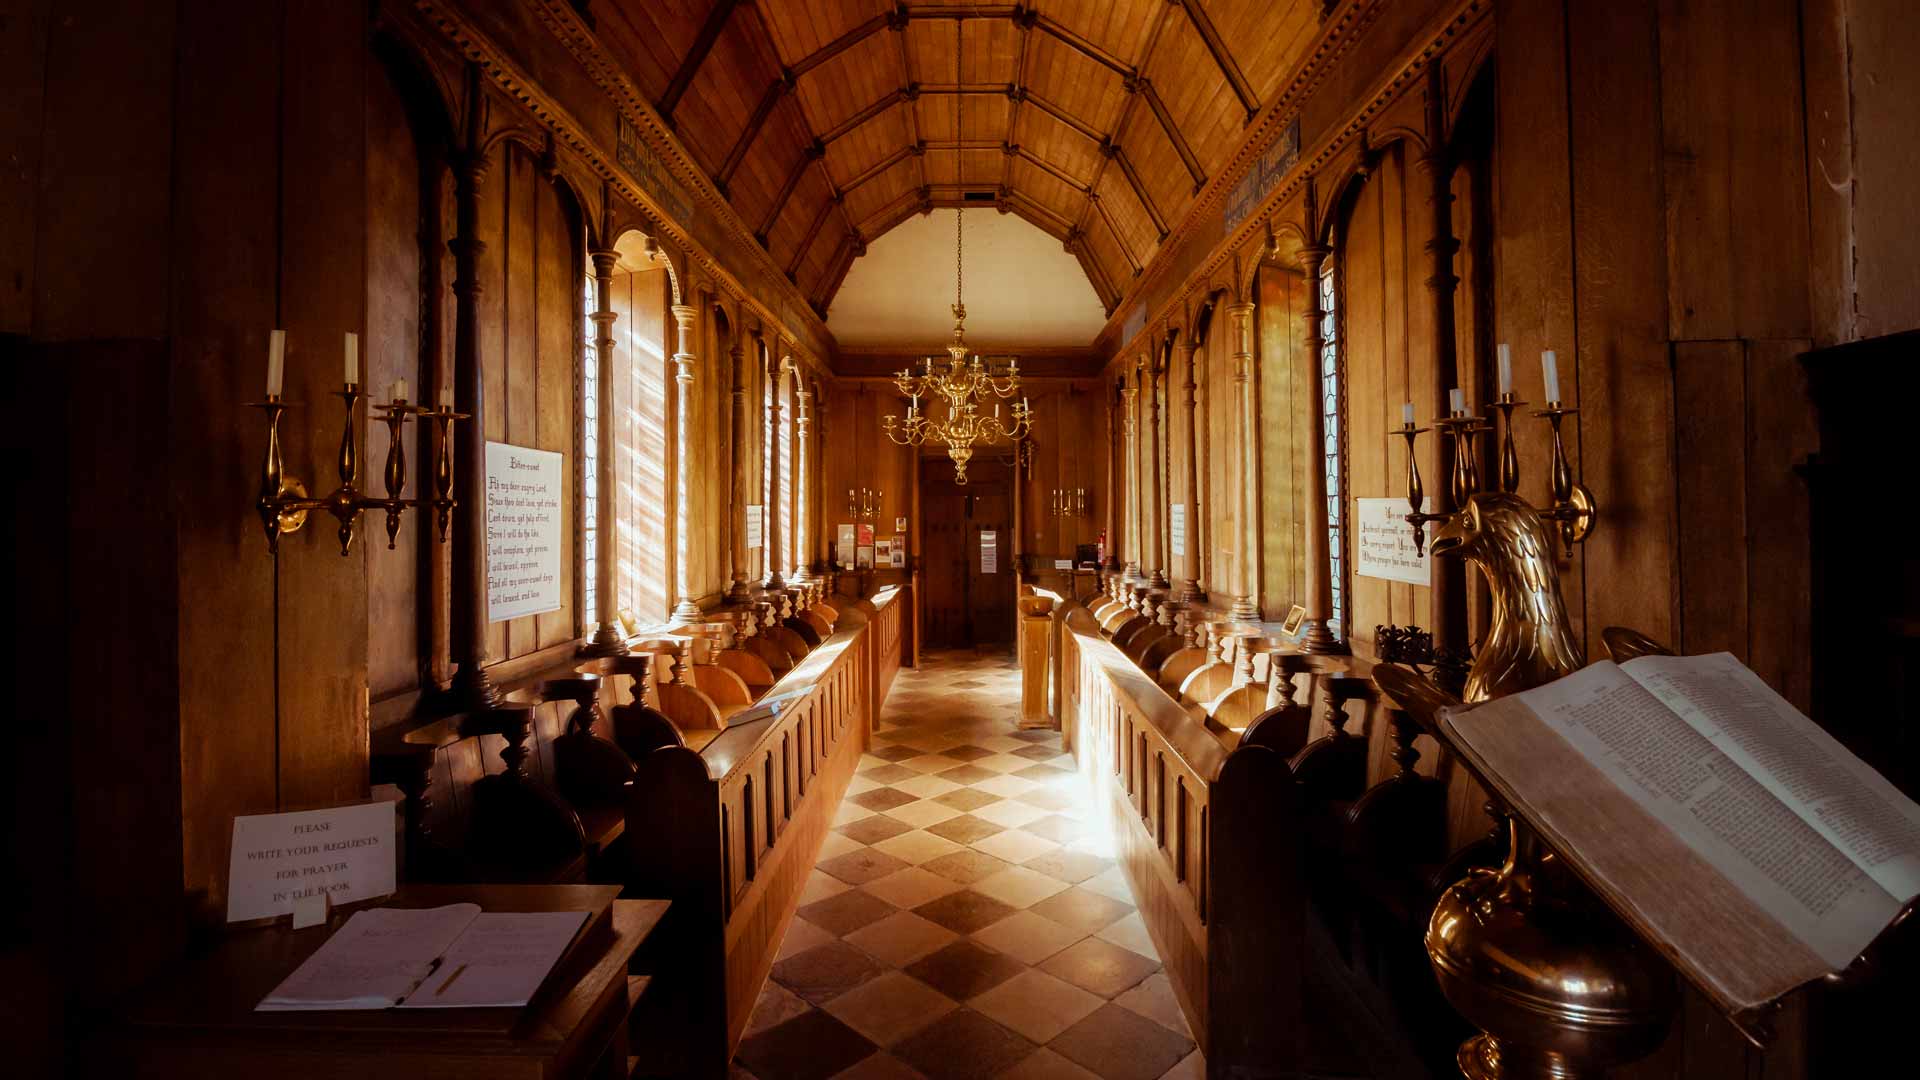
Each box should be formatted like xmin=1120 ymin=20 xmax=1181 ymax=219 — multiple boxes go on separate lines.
xmin=596 ymin=0 xmax=1318 ymax=318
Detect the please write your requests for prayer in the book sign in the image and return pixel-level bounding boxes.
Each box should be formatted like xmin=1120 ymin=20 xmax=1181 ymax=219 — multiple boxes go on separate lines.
xmin=226 ymin=801 xmax=397 ymax=924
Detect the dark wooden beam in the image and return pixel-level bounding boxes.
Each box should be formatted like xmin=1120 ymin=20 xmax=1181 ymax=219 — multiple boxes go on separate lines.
xmin=921 ymin=139 xmax=1011 ymax=151
xmin=788 ymin=196 xmax=837 ymax=276
xmin=1035 ymin=15 xmax=1133 ymax=77
xmin=900 ymin=4 xmax=1021 ymax=20
xmin=1070 ymin=236 xmax=1116 ymax=309
xmin=1007 ymin=190 xmax=1075 ymax=235
xmin=1023 ymin=90 xmax=1104 ymax=144
xmin=1013 ymin=146 xmax=1092 ymax=193
xmin=757 ymin=142 xmax=822 ymax=242
xmin=1136 ymin=78 xmax=1207 ymax=190
xmin=1090 ymin=193 xmax=1142 ymax=274
xmin=1108 ymin=144 xmax=1167 ymax=239
xmin=916 ymin=83 xmax=1017 ymax=95
xmin=820 ymin=89 xmax=908 ymax=144
xmin=1004 ymin=201 xmax=1067 ymax=242
xmin=1176 ymin=0 xmax=1259 ymax=120
xmin=659 ymin=0 xmax=741 ymax=122
xmin=790 ymin=14 xmax=890 ymax=79
xmin=812 ymin=233 xmax=855 ymax=306
xmin=816 ymin=236 xmax=861 ymax=311
xmin=840 ymin=145 xmax=915 ymax=196
xmin=854 ymin=189 xmax=928 ymax=241
xmin=718 ymin=76 xmax=791 ymax=186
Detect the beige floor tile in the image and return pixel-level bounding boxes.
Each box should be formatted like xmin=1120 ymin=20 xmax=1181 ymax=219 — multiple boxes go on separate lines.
xmin=972 ymin=800 xmax=1049 ymax=829
xmin=892 ymin=773 xmax=962 ymax=799
xmin=885 ymin=800 xmax=964 ymax=829
xmin=744 ymin=978 xmax=812 ymax=1037
xmin=846 ymin=911 xmax=961 ymax=968
xmin=846 ymin=774 xmax=882 ymax=796
xmin=978 ymin=735 xmax=1028 ymax=752
xmin=973 ymin=829 xmax=1060 ymax=864
xmin=863 ymin=866 xmax=964 ymax=910
xmin=835 ymin=801 xmax=878 ymax=826
xmin=1113 ymin=973 xmax=1191 ymax=1036
xmin=975 ymin=754 xmax=1037 ymax=774
xmin=801 ymin=869 xmax=853 ymax=905
xmin=996 ymin=1048 xmax=1101 ymax=1080
xmin=975 ymin=774 xmax=1040 ymax=798
xmin=1066 ymin=833 xmax=1119 ymax=858
xmin=818 ymin=831 xmax=867 ymax=861
xmin=776 ymin=916 xmax=837 ymax=961
xmin=901 ymin=753 xmax=969 ymax=774
xmin=1158 ymin=1050 xmax=1205 ymax=1079
xmin=972 ymin=866 xmax=1072 ymax=909
xmin=968 ymin=969 xmax=1104 ymax=1044
xmin=1096 ymin=913 xmax=1159 ymax=959
xmin=873 ymin=829 xmax=967 ymax=865
xmin=970 ymin=909 xmax=1086 ymax=965
xmin=1082 ymin=867 xmax=1135 ymax=903
xmin=822 ymin=971 xmax=958 ymax=1046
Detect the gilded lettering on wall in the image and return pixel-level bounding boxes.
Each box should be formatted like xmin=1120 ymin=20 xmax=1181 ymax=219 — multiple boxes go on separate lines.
xmin=1222 ymin=117 xmax=1302 ymax=233
xmin=616 ymin=114 xmax=697 ymax=226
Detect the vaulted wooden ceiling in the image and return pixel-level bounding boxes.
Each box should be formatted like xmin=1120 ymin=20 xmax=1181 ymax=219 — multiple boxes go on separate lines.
xmin=594 ymin=0 xmax=1321 ymax=322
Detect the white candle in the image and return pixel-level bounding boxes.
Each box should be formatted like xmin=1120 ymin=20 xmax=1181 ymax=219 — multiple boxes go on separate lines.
xmin=994 ymin=403 xmax=1001 ymax=418
xmin=343 ymin=331 xmax=359 ymax=386
xmin=1402 ymin=401 xmax=1415 ymax=426
xmin=439 ymin=387 xmax=453 ymax=409
xmin=1449 ymin=388 xmax=1465 ymax=415
xmin=1496 ymin=343 xmax=1513 ymax=395
xmin=1542 ymin=349 xmax=1561 ymax=404
xmin=392 ymin=378 xmax=409 ymax=402
xmin=266 ymin=329 xmax=286 ymax=397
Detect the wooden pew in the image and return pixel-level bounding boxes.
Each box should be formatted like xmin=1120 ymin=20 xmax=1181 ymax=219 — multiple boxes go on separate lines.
xmin=624 ymin=588 xmax=905 ymax=1076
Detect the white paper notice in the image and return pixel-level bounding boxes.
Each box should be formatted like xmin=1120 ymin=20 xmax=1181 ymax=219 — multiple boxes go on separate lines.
xmin=486 ymin=441 xmax=564 ymax=622
xmin=980 ymin=530 xmax=998 ymax=574
xmin=1354 ymin=497 xmax=1430 ymax=586
xmin=227 ymin=801 xmax=397 ymax=924
xmin=1169 ymin=503 xmax=1186 ymax=557
xmin=745 ymin=504 xmax=764 ymax=551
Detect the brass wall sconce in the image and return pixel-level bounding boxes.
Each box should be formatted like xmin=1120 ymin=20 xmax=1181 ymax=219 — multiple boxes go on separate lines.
xmin=1049 ymin=488 xmax=1087 ymax=517
xmin=251 ymin=331 xmax=462 ymax=556
xmin=847 ymin=488 xmax=882 ymax=521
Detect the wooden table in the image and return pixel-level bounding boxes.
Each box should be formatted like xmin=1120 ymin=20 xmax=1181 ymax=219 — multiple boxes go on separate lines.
xmin=96 ymin=885 xmax=669 ymax=1080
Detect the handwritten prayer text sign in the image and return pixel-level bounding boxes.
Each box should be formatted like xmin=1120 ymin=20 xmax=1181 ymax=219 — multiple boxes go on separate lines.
xmin=227 ymin=801 xmax=396 ymax=923
xmin=1354 ymin=497 xmax=1431 ymax=586
xmin=486 ymin=442 xmax=564 ymax=622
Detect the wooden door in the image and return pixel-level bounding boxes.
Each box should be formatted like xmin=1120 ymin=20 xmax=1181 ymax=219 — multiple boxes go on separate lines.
xmin=919 ymin=457 xmax=1014 ymax=648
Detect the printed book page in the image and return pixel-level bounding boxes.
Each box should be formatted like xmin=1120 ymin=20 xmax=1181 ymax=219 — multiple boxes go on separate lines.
xmin=1622 ymin=652 xmax=1920 ymax=903
xmin=256 ymin=903 xmax=481 ymax=1011
xmin=399 ymin=910 xmax=590 ymax=1009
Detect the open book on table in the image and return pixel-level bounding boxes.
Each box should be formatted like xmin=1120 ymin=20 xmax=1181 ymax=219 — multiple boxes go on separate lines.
xmin=257 ymin=903 xmax=590 ymax=1011
xmin=1442 ymin=652 xmax=1920 ymax=1018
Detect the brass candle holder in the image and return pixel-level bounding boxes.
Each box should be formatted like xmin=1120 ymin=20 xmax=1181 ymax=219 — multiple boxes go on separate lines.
xmin=1399 ymin=394 xmax=1593 ymax=558
xmin=847 ymin=487 xmax=883 ymax=521
xmin=250 ymin=385 xmax=464 ymax=556
xmin=1049 ymin=488 xmax=1087 ymax=517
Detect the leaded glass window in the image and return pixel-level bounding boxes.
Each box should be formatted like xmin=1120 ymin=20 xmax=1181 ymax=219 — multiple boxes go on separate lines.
xmin=1320 ymin=262 xmax=1348 ymax=642
xmin=582 ymin=269 xmax=598 ymax=625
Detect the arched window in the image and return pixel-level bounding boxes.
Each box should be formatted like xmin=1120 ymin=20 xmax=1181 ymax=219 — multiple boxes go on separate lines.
xmin=582 ymin=265 xmax=599 ymax=625
xmin=1319 ymin=258 xmax=1348 ymax=641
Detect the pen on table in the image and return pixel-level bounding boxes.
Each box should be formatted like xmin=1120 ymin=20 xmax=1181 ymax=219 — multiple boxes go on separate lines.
xmin=433 ymin=963 xmax=469 ymax=996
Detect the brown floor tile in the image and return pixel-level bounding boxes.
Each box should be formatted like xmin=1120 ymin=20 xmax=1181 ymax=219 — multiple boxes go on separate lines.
xmin=852 ymin=787 xmax=921 ymax=812
xmin=892 ymin=1009 xmax=1036 ymax=1080
xmin=904 ymin=939 xmax=1028 ymax=999
xmin=820 ymin=848 xmax=915 ymax=887
xmin=770 ymin=940 xmax=889 ymax=1005
xmin=799 ymin=888 xmax=898 ymax=935
xmin=822 ymin=970 xmax=960 ymax=1046
xmin=1022 ymin=850 xmax=1113 ymax=885
xmin=1009 ymin=743 xmax=1065 ymax=761
xmin=832 ymin=1052 xmax=929 ymax=1079
xmin=1013 ymin=764 xmax=1076 ymax=783
xmin=1038 ymin=939 xmax=1160 ymax=999
xmin=925 ymin=814 xmax=1006 ymax=845
xmin=839 ymin=814 xmax=916 ymax=845
xmin=913 ymin=889 xmax=1019 ymax=934
xmin=1111 ymin=973 xmax=1190 ymax=1036
xmin=936 ymin=764 xmax=999 ymax=784
xmin=920 ymin=849 xmax=1012 ymax=885
xmin=736 ymin=1008 xmax=879 ymax=1080
xmin=1047 ymin=1005 xmax=1194 ymax=1080
xmin=942 ymin=744 xmax=998 ymax=761
xmin=861 ymin=763 xmax=920 ymax=784
xmin=1028 ymin=888 xmax=1134 ymax=935
xmin=933 ymin=788 xmax=1002 ymax=812
xmin=872 ymin=744 xmax=925 ymax=762
xmin=1010 ymin=729 xmax=1059 ymax=743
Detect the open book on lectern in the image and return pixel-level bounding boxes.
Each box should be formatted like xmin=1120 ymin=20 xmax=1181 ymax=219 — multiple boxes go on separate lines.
xmin=1440 ymin=652 xmax=1920 ymax=1017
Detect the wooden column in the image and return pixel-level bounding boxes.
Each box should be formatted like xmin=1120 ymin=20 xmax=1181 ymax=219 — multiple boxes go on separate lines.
xmin=1293 ymin=247 xmax=1342 ymax=651
xmin=728 ymin=335 xmax=750 ymax=601
xmin=1420 ymin=94 xmax=1469 ymax=653
xmin=1227 ymin=301 xmax=1261 ymax=621
xmin=1012 ymin=435 xmax=1026 ymax=580
xmin=1176 ymin=336 xmax=1204 ymax=601
xmin=581 ymin=248 xmax=627 ymax=655
xmin=794 ymin=375 xmax=814 ymax=581
xmin=1148 ymin=358 xmax=1169 ymax=588
xmin=448 ymin=116 xmax=498 ymax=708
xmin=671 ymin=303 xmax=700 ymax=621
xmin=763 ymin=352 xmax=785 ymax=587
xmin=1104 ymin=381 xmax=1122 ymax=570
xmin=1121 ymin=381 xmax=1140 ymax=580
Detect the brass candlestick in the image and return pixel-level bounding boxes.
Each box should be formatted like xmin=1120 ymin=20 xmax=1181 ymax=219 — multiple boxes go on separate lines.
xmin=251 ymin=384 xmax=463 ymax=556
xmin=1533 ymin=402 xmax=1596 ymax=556
xmin=1492 ymin=392 xmax=1524 ymax=493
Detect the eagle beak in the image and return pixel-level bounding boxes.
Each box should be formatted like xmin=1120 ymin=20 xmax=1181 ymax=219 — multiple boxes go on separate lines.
xmin=1428 ymin=512 xmax=1468 ymax=557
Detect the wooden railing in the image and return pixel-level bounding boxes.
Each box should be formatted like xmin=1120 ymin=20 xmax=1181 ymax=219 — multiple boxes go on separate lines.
xmin=625 ymin=588 xmax=904 ymax=1075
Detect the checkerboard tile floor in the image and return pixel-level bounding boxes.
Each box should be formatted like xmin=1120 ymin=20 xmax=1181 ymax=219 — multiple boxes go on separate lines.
xmin=734 ymin=650 xmax=1203 ymax=1080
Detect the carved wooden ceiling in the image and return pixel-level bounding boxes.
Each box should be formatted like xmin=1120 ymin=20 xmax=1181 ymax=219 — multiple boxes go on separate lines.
xmin=594 ymin=0 xmax=1321 ymax=321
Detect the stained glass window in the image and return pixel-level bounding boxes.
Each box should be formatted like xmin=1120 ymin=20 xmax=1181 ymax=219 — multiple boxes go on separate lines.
xmin=582 ymin=269 xmax=598 ymax=626
xmin=1319 ymin=261 xmax=1347 ymax=642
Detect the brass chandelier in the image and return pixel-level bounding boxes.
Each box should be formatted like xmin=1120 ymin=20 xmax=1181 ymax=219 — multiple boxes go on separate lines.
xmin=882 ymin=206 xmax=1034 ymax=484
